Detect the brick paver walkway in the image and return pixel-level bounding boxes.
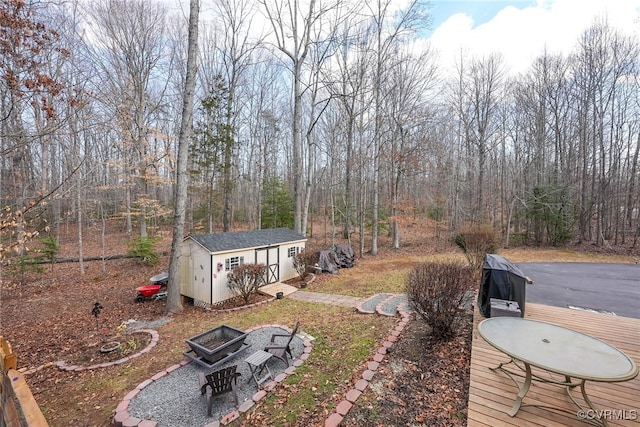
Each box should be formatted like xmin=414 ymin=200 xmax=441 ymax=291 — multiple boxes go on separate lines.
xmin=286 ymin=290 xmax=365 ymax=308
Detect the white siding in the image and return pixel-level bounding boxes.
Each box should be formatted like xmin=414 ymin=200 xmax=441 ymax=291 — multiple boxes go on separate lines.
xmin=179 ymin=243 xmax=193 ymax=297
xmin=181 ymin=238 xmax=219 ymax=304
xmin=209 ymin=248 xmax=252 ymax=304
xmin=279 ymin=242 xmax=306 ymax=281
xmin=191 ymin=245 xmax=213 ymax=304
xmin=181 ymin=236 xmax=306 ymax=305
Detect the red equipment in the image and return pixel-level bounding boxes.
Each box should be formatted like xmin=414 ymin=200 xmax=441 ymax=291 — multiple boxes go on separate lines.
xmin=134 ymin=272 xmax=168 ymax=302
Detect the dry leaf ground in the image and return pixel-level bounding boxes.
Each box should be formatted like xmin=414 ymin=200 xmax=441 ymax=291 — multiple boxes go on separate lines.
xmin=1 ymin=220 xmax=635 ymax=426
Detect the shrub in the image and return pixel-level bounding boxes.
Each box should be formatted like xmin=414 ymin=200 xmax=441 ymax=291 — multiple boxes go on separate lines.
xmin=426 ymin=204 xmax=445 ymax=222
xmin=227 ymin=263 xmax=267 ymax=304
xmin=452 ymin=223 xmax=500 ymax=278
xmin=406 ymin=262 xmax=474 ymax=341
xmin=39 ymin=235 xmax=59 ymax=271
xmin=126 ymin=236 xmax=160 ymax=266
xmin=525 ymin=185 xmax=573 ymax=246
xmin=292 ymin=249 xmax=315 ymax=279
xmin=39 ymin=235 xmax=59 ymax=260
xmin=261 ymin=176 xmax=294 ymax=229
xmin=9 ymin=254 xmax=44 ymax=279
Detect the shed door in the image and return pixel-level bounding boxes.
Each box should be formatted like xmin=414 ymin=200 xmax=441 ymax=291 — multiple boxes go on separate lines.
xmin=255 ymin=246 xmax=279 ymax=284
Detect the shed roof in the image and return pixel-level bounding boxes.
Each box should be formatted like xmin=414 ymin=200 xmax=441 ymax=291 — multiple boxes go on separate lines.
xmin=187 ymin=228 xmax=307 ymax=253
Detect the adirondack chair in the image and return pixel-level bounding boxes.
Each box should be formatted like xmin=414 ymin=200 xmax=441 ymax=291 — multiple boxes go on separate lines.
xmin=198 ymin=365 xmax=241 ymax=417
xmin=264 ymin=321 xmax=299 ymax=367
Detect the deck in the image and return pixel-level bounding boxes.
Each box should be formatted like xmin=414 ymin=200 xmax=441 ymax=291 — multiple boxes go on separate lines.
xmin=468 ymin=302 xmax=640 ymax=426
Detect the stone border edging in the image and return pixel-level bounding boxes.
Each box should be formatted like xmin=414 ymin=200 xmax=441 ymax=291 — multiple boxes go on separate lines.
xmin=324 ymin=305 xmax=412 ymax=427
xmin=111 ymin=324 xmax=314 ymax=427
xmin=208 ymin=297 xmax=276 ymax=313
xmin=303 ymin=272 xmax=317 ymax=285
xmin=53 ymin=329 xmax=159 ymax=373
xmin=375 ymin=294 xmax=403 ymax=316
xmin=356 ymin=293 xmax=402 ymax=316
xmin=355 ymin=293 xmax=387 ymax=314
xmin=207 ymin=273 xmax=316 ymax=314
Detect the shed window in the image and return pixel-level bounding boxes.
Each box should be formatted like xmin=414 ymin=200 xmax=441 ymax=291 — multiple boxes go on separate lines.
xmin=225 ymin=256 xmax=244 ymax=271
xmin=287 ymin=247 xmax=299 ymax=258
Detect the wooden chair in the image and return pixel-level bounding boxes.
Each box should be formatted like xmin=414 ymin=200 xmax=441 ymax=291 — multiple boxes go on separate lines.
xmin=264 ymin=321 xmax=299 ymax=367
xmin=198 ymin=365 xmax=241 ymax=417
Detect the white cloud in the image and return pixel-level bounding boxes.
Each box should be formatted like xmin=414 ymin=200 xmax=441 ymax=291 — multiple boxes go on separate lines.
xmin=429 ymin=0 xmax=640 ymax=75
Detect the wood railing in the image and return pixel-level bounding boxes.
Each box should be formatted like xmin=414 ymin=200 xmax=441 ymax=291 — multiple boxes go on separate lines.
xmin=1 ymin=337 xmax=17 ymax=372
xmin=1 ymin=336 xmax=48 ymax=427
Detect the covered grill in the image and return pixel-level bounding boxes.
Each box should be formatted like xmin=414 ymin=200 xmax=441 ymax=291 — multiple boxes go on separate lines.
xmin=478 ymin=254 xmax=529 ymax=318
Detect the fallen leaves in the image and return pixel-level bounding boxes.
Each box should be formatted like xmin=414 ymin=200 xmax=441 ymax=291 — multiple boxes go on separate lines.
xmin=342 ymin=317 xmax=472 ymax=426
xmin=2 ymin=221 xmax=475 ymax=426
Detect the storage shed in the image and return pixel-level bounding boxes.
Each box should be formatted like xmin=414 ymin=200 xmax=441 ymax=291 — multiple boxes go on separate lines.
xmin=180 ymin=228 xmax=307 ymax=306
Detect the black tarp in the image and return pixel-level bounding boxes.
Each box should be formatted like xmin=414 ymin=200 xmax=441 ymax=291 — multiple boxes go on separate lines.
xmin=318 ymin=250 xmax=339 ymax=274
xmin=334 ymin=243 xmax=355 ymax=268
xmin=478 ymin=254 xmax=528 ymax=318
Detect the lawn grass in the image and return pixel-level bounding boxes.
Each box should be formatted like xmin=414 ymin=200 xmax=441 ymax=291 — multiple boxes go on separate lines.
xmin=313 ymin=253 xmax=468 ymax=297
xmin=37 ymin=246 xmax=634 ymax=426
xmin=501 ymin=248 xmax=634 ymax=263
xmin=228 ymin=301 xmax=395 ymax=426
xmin=66 ymin=299 xmax=395 ymax=426
xmin=37 ymin=298 xmax=394 ymax=426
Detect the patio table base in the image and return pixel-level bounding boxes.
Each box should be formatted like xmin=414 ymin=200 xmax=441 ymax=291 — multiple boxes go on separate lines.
xmin=479 ymin=318 xmax=637 ymax=427
xmin=492 ymin=357 xmax=613 ymax=427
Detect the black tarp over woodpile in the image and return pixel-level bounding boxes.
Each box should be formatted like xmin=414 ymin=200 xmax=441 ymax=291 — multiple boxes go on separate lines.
xmin=317 ymin=250 xmax=339 ymax=274
xmin=315 ymin=244 xmax=355 ymax=274
xmin=334 ymin=243 xmax=354 ymax=268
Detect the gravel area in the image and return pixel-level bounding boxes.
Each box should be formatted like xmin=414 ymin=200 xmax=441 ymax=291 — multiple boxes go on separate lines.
xmin=359 ymin=293 xmax=393 ymax=312
xmin=127 ymin=326 xmax=305 ymax=426
xmin=125 ymin=317 xmax=173 ymax=331
xmin=379 ymin=294 xmax=408 ymax=316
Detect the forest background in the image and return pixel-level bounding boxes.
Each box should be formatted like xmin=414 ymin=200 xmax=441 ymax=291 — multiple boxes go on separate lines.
xmin=2 ymin=0 xmax=640 ymax=277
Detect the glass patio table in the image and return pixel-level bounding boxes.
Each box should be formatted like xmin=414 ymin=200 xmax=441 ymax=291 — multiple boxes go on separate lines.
xmin=477 ymin=317 xmax=638 ymax=426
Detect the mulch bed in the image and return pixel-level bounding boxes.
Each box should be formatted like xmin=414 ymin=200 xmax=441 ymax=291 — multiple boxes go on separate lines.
xmin=62 ymin=331 xmax=152 ymax=366
xmin=342 ymin=313 xmax=473 ymax=426
xmin=209 ymin=292 xmax=273 ymax=310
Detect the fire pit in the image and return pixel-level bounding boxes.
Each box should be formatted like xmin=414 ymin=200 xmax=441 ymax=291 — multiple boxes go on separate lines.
xmin=183 ymin=324 xmax=250 ymax=369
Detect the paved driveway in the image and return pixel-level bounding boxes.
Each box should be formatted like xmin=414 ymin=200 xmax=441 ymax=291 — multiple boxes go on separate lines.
xmin=516 ymin=263 xmax=640 ymax=319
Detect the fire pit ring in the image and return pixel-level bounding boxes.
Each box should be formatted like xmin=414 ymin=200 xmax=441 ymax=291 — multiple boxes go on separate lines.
xmin=184 ymin=324 xmax=250 ymax=369
xmin=100 ymin=341 xmax=121 ymax=353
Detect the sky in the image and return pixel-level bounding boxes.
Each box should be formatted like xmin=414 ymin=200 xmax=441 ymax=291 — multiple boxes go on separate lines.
xmin=426 ymin=0 xmax=640 ymax=75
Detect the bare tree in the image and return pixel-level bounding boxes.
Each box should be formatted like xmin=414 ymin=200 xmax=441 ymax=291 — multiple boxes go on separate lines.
xmin=571 ymin=19 xmax=638 ymax=245
xmin=0 ymin=0 xmax=69 ymax=257
xmin=450 ymin=52 xmax=504 ymax=223
xmin=216 ymin=0 xmax=262 ymax=231
xmin=259 ymin=0 xmax=337 ymax=235
xmin=166 ymin=0 xmax=200 ymax=314
xmin=326 ymin=15 xmax=372 ymax=244
xmin=365 ymin=0 xmax=429 ymax=254
xmin=385 ymin=47 xmax=438 ymax=248
xmin=86 ymin=0 xmax=170 ymax=237
xmin=241 ymin=57 xmax=288 ymax=229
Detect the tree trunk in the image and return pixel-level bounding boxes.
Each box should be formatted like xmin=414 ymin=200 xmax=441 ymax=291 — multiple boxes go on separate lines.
xmin=77 ymin=192 xmax=85 ymax=275
xmin=292 ymin=60 xmax=304 ymax=234
xmin=166 ymin=0 xmax=199 ymax=314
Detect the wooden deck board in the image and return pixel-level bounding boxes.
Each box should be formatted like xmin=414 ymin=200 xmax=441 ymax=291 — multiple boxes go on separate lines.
xmin=468 ymin=302 xmax=640 ymax=426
